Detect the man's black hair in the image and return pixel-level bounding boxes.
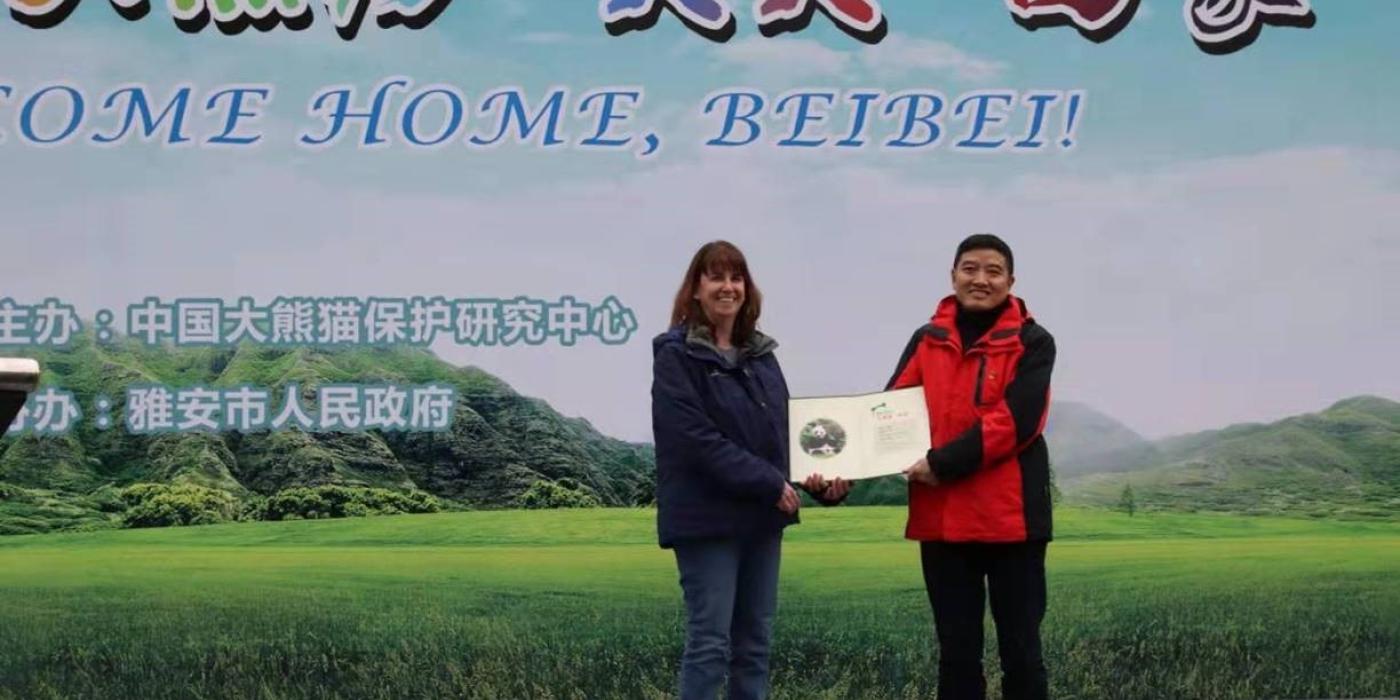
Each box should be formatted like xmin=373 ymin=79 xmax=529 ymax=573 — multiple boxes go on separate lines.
xmin=953 ymin=233 xmax=1014 ymax=274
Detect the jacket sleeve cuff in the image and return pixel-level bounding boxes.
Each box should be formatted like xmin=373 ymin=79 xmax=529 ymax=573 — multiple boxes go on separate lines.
xmin=762 ymin=470 xmax=788 ymax=505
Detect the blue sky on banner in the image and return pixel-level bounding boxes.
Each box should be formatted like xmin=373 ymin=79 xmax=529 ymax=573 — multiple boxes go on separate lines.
xmin=2 ymin=1 xmax=1398 ymax=442
xmin=2 ymin=1 xmax=1397 ymax=164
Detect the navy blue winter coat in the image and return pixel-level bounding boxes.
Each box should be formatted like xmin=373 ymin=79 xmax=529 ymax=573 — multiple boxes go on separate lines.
xmin=651 ymin=324 xmax=797 ymax=549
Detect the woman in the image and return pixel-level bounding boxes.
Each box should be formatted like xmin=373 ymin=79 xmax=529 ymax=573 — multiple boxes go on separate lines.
xmin=651 ymin=240 xmax=848 ymax=700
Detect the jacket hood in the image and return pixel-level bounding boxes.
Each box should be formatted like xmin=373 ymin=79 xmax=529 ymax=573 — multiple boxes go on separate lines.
xmin=653 ymin=324 xmax=778 ymax=365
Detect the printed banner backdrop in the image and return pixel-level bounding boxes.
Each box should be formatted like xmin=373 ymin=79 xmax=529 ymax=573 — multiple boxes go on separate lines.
xmin=1 ymin=1 xmax=1397 ymax=698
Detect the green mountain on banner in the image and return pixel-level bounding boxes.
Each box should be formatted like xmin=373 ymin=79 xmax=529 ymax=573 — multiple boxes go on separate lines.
xmin=1061 ymin=396 xmax=1400 ymax=519
xmin=0 ymin=332 xmax=654 ymax=534
xmin=840 ymin=397 xmax=1399 ymax=520
xmin=838 ymin=400 xmax=1162 ymax=506
xmin=4 ymin=332 xmax=1397 ymax=533
xmin=1044 ymin=401 xmax=1160 ymax=477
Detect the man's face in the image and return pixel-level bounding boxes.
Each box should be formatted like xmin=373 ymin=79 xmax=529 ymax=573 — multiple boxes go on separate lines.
xmin=951 ymin=249 xmax=1014 ymax=312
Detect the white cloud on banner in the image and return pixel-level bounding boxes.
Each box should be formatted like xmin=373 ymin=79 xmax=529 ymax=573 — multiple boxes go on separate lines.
xmin=713 ymin=33 xmax=1007 ymax=83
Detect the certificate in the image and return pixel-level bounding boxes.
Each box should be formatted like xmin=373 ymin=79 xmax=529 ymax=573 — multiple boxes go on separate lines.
xmin=787 ymin=386 xmax=930 ymax=482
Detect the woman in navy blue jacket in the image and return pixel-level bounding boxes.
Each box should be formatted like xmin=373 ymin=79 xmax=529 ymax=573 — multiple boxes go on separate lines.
xmin=652 ymin=240 xmax=848 ymax=700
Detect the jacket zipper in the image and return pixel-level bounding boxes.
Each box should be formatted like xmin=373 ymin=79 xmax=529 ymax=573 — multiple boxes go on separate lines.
xmin=739 ymin=364 xmax=788 ymax=456
xmin=974 ymin=354 xmax=988 ymax=405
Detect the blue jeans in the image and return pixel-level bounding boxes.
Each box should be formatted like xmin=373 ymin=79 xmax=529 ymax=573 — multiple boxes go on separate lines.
xmin=673 ymin=531 xmax=783 ymax=700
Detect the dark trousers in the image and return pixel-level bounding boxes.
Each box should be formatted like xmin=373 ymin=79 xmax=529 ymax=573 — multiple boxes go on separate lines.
xmin=920 ymin=541 xmax=1048 ymax=700
xmin=673 ymin=532 xmax=783 ymax=700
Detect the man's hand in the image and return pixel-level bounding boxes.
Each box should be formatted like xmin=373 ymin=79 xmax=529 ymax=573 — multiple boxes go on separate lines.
xmin=802 ymin=473 xmax=851 ymax=503
xmin=777 ymin=483 xmax=801 ymax=514
xmin=903 ymin=457 xmax=938 ymax=486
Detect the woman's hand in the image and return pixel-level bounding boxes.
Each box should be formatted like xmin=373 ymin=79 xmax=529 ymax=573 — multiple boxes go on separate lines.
xmin=776 ymin=483 xmax=800 ymax=514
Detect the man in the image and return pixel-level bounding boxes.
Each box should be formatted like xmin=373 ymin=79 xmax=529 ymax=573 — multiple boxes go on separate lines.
xmin=888 ymin=233 xmax=1056 ymax=700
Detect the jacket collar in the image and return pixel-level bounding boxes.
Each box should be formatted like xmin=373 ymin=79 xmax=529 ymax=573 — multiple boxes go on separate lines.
xmin=929 ymin=295 xmax=1031 ymax=350
xmin=684 ymin=324 xmax=778 ymax=368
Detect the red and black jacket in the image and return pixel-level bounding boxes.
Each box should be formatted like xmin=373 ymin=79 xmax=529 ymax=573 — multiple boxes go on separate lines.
xmin=886 ymin=295 xmax=1055 ymax=543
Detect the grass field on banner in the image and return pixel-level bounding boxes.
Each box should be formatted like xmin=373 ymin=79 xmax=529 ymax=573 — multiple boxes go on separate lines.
xmin=0 ymin=507 xmax=1396 ymax=699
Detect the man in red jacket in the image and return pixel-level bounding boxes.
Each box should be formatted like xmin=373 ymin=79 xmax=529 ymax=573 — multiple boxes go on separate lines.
xmin=887 ymin=234 xmax=1055 ymax=700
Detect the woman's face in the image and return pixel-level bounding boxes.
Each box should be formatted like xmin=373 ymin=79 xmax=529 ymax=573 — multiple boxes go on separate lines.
xmin=693 ymin=267 xmax=746 ymax=326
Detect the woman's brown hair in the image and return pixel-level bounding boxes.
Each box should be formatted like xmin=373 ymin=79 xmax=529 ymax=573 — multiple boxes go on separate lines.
xmin=669 ymin=240 xmax=763 ymax=344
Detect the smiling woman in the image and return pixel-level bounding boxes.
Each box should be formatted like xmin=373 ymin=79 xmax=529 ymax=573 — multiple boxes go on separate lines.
xmin=652 ymin=240 xmax=808 ymax=698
